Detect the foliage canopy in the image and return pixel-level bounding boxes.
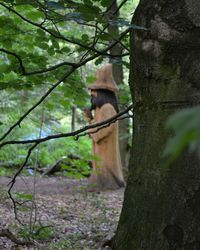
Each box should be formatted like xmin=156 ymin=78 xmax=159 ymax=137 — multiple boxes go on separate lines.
xmin=0 ymin=0 xmax=138 ymax=175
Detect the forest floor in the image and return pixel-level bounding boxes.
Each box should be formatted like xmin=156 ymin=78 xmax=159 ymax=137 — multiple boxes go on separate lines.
xmin=0 ymin=176 xmax=124 ymax=250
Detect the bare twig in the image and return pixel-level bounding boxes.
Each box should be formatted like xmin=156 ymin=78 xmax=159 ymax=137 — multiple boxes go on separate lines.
xmin=0 ymin=104 xmax=133 ymax=148
xmin=29 ymin=103 xmax=45 ymax=234
xmin=91 ymin=0 xmax=130 ymax=55
xmin=0 ymin=228 xmax=32 ymax=246
xmin=0 ymin=48 xmax=26 ymax=74
xmin=7 ymin=143 xmax=39 ymax=223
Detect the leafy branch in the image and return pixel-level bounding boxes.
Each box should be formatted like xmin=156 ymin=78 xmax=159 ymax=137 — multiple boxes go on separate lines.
xmin=0 ymin=48 xmax=128 ymax=76
xmin=0 ymin=48 xmax=76 ymax=75
xmin=0 ymin=28 xmax=130 ymax=142
xmin=0 ymin=2 xmax=129 ymax=57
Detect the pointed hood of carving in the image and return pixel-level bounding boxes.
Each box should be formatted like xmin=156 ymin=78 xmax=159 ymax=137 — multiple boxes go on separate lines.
xmin=88 ymin=64 xmax=118 ymax=92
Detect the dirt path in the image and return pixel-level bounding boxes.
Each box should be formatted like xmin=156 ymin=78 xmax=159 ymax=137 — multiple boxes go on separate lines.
xmin=0 ymin=176 xmax=124 ymax=250
xmin=0 ymin=176 xmax=88 ymax=195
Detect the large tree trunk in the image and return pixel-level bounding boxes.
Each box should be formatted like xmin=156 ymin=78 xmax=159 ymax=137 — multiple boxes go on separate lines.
xmin=113 ymin=0 xmax=200 ymax=249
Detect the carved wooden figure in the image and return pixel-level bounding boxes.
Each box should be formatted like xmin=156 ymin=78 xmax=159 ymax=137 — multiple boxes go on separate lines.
xmin=86 ymin=64 xmax=125 ymax=190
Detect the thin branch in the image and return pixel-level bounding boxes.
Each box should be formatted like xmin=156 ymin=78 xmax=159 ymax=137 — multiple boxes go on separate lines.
xmin=113 ymin=0 xmax=128 ymax=15
xmin=0 ymin=104 xmax=133 ymax=148
xmin=0 ymin=2 xmax=125 ymax=57
xmin=74 ymin=18 xmax=129 ymax=53
xmin=104 ymin=0 xmax=128 ymax=20
xmin=25 ymin=61 xmax=76 ymax=75
xmin=0 ymin=48 xmax=128 ymax=76
xmin=7 ymin=143 xmax=39 ymax=223
xmin=0 ymin=229 xmax=32 ymax=246
xmin=91 ymin=0 xmax=129 ymax=54
xmin=75 ymin=113 xmax=131 ymax=141
xmin=106 ymin=0 xmax=130 ymax=53
xmin=0 ymin=48 xmax=26 ymax=74
xmin=0 ymin=28 xmax=130 ymax=142
xmin=0 ymin=48 xmax=76 ymax=75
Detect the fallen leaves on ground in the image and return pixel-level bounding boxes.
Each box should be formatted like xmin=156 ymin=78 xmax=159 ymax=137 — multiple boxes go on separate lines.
xmin=0 ymin=176 xmax=124 ymax=250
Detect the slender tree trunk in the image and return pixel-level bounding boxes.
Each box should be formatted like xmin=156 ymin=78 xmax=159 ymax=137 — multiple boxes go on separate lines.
xmin=107 ymin=0 xmax=130 ymax=176
xmin=71 ymin=106 xmax=76 ymax=132
xmin=113 ymin=0 xmax=200 ymax=249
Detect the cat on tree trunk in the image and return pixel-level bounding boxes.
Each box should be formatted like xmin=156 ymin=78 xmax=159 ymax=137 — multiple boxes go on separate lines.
xmin=85 ymin=64 xmax=125 ymax=190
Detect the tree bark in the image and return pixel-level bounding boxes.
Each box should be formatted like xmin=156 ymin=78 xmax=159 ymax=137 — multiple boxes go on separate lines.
xmin=113 ymin=0 xmax=200 ymax=249
xmin=107 ymin=0 xmax=130 ymax=176
xmin=71 ymin=106 xmax=76 ymax=132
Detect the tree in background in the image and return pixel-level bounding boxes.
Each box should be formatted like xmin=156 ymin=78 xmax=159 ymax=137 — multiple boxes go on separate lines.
xmin=113 ymin=0 xmax=200 ymax=249
xmin=107 ymin=0 xmax=131 ymax=177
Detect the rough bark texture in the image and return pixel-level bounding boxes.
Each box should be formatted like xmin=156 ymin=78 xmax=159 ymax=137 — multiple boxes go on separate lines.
xmin=113 ymin=0 xmax=200 ymax=249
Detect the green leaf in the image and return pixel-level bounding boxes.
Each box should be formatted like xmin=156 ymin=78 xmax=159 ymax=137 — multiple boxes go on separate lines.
xmin=39 ymin=43 xmax=49 ymax=50
xmin=52 ymin=39 xmax=60 ymax=49
xmin=3 ymin=71 xmax=18 ymax=81
xmin=98 ymin=33 xmax=110 ymax=41
xmin=95 ymin=57 xmax=103 ymax=65
xmin=37 ymin=29 xmax=46 ymax=37
xmin=26 ymin=11 xmax=44 ymax=21
xmin=46 ymin=103 xmax=54 ymax=110
xmin=61 ymin=46 xmax=71 ymax=53
xmin=14 ymin=192 xmax=33 ymax=200
xmin=48 ymin=47 xmax=56 ymax=55
xmin=60 ymin=99 xmax=70 ymax=108
xmin=0 ymin=63 xmax=12 ymax=73
xmin=86 ymin=75 xmax=96 ymax=84
xmin=101 ymin=0 xmax=112 ymax=7
xmin=122 ymin=61 xmax=130 ymax=69
xmin=81 ymin=34 xmax=89 ymax=41
xmin=164 ymin=106 xmax=200 ymax=159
